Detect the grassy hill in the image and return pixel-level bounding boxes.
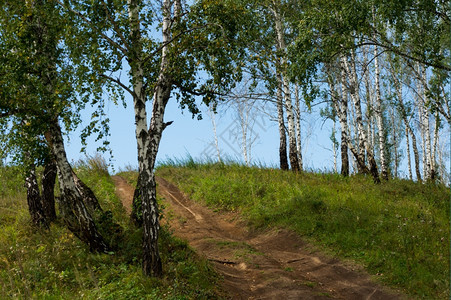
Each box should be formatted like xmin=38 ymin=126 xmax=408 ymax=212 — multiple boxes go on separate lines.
xmin=0 ymin=158 xmax=449 ymax=299
xmin=157 ymin=160 xmax=450 ymax=300
xmin=0 ymin=161 xmax=221 ymax=299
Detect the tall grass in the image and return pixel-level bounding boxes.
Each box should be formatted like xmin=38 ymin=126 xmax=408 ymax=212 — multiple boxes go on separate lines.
xmin=157 ymin=161 xmax=450 ymax=300
xmin=0 ymin=157 xmax=223 ymax=299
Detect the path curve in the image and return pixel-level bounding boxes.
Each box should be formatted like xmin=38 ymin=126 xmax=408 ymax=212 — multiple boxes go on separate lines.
xmin=113 ymin=175 xmax=405 ymax=300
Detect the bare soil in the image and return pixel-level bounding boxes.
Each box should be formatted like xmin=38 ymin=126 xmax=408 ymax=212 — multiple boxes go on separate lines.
xmin=111 ymin=176 xmax=134 ymax=215
xmin=112 ymin=175 xmax=405 ymax=300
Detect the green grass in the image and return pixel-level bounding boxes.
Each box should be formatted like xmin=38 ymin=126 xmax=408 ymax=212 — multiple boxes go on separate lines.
xmin=0 ymin=159 xmax=223 ymax=299
xmin=157 ymin=161 xmax=450 ymax=300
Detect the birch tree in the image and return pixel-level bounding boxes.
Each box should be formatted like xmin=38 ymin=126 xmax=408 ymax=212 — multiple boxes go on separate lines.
xmin=276 ymin=73 xmax=289 ymax=170
xmin=326 ymin=63 xmax=349 ymax=177
xmin=294 ymin=84 xmax=303 ymax=171
xmin=340 ymin=53 xmax=380 ymax=183
xmin=58 ymin=0 xmax=249 ymax=276
xmin=271 ymin=2 xmax=300 ymax=172
xmin=0 ymin=0 xmax=112 ymax=250
xmin=373 ymin=44 xmax=388 ymax=180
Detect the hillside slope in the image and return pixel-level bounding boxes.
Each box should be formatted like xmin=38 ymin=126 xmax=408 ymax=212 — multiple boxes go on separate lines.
xmin=0 ymin=163 xmax=221 ymax=299
xmin=157 ymin=162 xmax=450 ymax=299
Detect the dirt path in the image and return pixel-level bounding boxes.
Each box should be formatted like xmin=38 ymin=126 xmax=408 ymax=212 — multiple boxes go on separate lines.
xmin=113 ymin=175 xmax=405 ymax=300
xmin=111 ymin=176 xmax=134 ymax=215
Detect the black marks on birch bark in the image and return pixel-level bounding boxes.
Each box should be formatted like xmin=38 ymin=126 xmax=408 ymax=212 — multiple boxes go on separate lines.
xmin=25 ymin=167 xmax=48 ymax=229
xmin=41 ymin=158 xmax=57 ymax=222
xmin=49 ymin=120 xmax=109 ymax=252
xmin=141 ymin=172 xmax=162 ymax=277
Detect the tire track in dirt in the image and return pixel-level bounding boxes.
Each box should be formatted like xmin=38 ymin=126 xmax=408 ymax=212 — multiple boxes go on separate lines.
xmin=114 ymin=175 xmax=405 ymax=299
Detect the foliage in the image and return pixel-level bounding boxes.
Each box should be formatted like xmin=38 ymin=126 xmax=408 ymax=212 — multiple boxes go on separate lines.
xmin=291 ymin=0 xmax=450 ymax=72
xmin=0 ymin=0 xmax=112 ymax=168
xmin=0 ymin=161 xmax=222 ymax=299
xmin=158 ymin=161 xmax=450 ymax=299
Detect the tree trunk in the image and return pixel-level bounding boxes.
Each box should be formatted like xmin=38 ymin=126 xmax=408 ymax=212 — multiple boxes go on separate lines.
xmin=272 ymin=5 xmax=299 ymax=172
xmin=282 ymin=75 xmax=299 ymax=172
xmin=420 ymin=65 xmax=433 ymax=180
xmin=398 ymin=97 xmax=422 ymax=182
xmin=47 ymin=120 xmax=109 ymax=252
xmin=327 ymin=65 xmax=349 ymax=176
xmin=131 ymin=172 xmax=143 ymax=226
xmin=276 ymin=72 xmax=289 ymax=171
xmin=294 ymin=85 xmax=303 ymax=171
xmin=332 ymin=121 xmax=338 ymax=173
xmin=340 ymin=128 xmax=350 ymax=177
xmin=374 ymin=44 xmax=388 ymax=180
xmin=25 ymin=166 xmax=48 ymax=229
xmin=237 ymin=100 xmax=251 ymax=166
xmin=391 ymin=108 xmax=399 ymax=178
xmin=140 ymin=169 xmax=162 ymax=277
xmin=128 ymin=0 xmax=181 ymax=277
xmin=341 ymin=55 xmax=366 ymax=174
xmin=409 ymin=126 xmax=422 ymax=182
xmin=341 ymin=54 xmax=380 ymax=183
xmin=405 ymin=126 xmax=413 ymax=180
xmin=41 ymin=154 xmax=57 ymax=222
xmin=431 ymin=110 xmax=440 ymax=180
xmin=72 ymin=170 xmax=102 ymax=214
xmin=390 ymin=57 xmax=414 ymax=181
xmin=208 ymin=104 xmax=221 ymax=163
xmin=364 ymin=45 xmax=375 ymax=153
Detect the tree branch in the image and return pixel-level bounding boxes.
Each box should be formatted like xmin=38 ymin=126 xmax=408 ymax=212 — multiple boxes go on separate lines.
xmin=100 ymin=74 xmax=136 ymax=98
xmin=354 ymin=30 xmax=451 ymax=72
xmin=100 ymin=0 xmax=131 ymax=51
xmin=143 ymin=23 xmax=225 ymax=64
xmin=55 ymin=0 xmax=129 ymax=55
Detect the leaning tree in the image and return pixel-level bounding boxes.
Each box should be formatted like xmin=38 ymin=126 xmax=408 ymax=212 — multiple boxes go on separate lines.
xmin=0 ymin=0 xmax=114 ymax=250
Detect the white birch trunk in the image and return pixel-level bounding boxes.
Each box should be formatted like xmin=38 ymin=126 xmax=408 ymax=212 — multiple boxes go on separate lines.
xmin=237 ymin=100 xmax=250 ymax=166
xmin=391 ymin=108 xmax=399 ymax=178
xmin=294 ymin=85 xmax=303 ymax=171
xmin=405 ymin=126 xmax=413 ymax=180
xmin=208 ymin=105 xmax=221 ymax=163
xmin=327 ymin=64 xmax=349 ymax=176
xmin=342 ymin=55 xmax=365 ymax=172
xmin=364 ymin=47 xmax=374 ymax=152
xmin=389 ymin=55 xmax=416 ymax=181
xmin=409 ymin=125 xmax=422 ymax=182
xmin=333 ymin=121 xmax=338 ymax=173
xmin=338 ymin=77 xmax=349 ymax=177
xmin=25 ymin=166 xmax=48 ymax=228
xmin=341 ymin=54 xmax=380 ymax=182
xmin=420 ymin=66 xmax=433 ymax=180
xmin=272 ymin=4 xmax=300 ymax=171
xmin=374 ymin=44 xmax=388 ymax=179
xmin=431 ymin=110 xmax=440 ymax=180
xmin=48 ymin=120 xmax=109 ymax=252
xmin=397 ymin=86 xmax=422 ymax=182
xmin=128 ymin=0 xmax=180 ymax=276
xmin=276 ymin=72 xmax=289 ymax=170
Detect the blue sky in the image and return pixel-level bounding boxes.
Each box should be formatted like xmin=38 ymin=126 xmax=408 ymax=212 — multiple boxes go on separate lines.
xmin=64 ymin=91 xmax=337 ymax=174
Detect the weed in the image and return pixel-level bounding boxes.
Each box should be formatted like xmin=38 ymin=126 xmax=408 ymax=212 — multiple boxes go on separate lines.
xmin=302 ymin=280 xmax=317 ymax=288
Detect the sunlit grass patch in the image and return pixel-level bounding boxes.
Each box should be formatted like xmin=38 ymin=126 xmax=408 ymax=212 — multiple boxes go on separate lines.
xmin=157 ymin=161 xmax=450 ymax=299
